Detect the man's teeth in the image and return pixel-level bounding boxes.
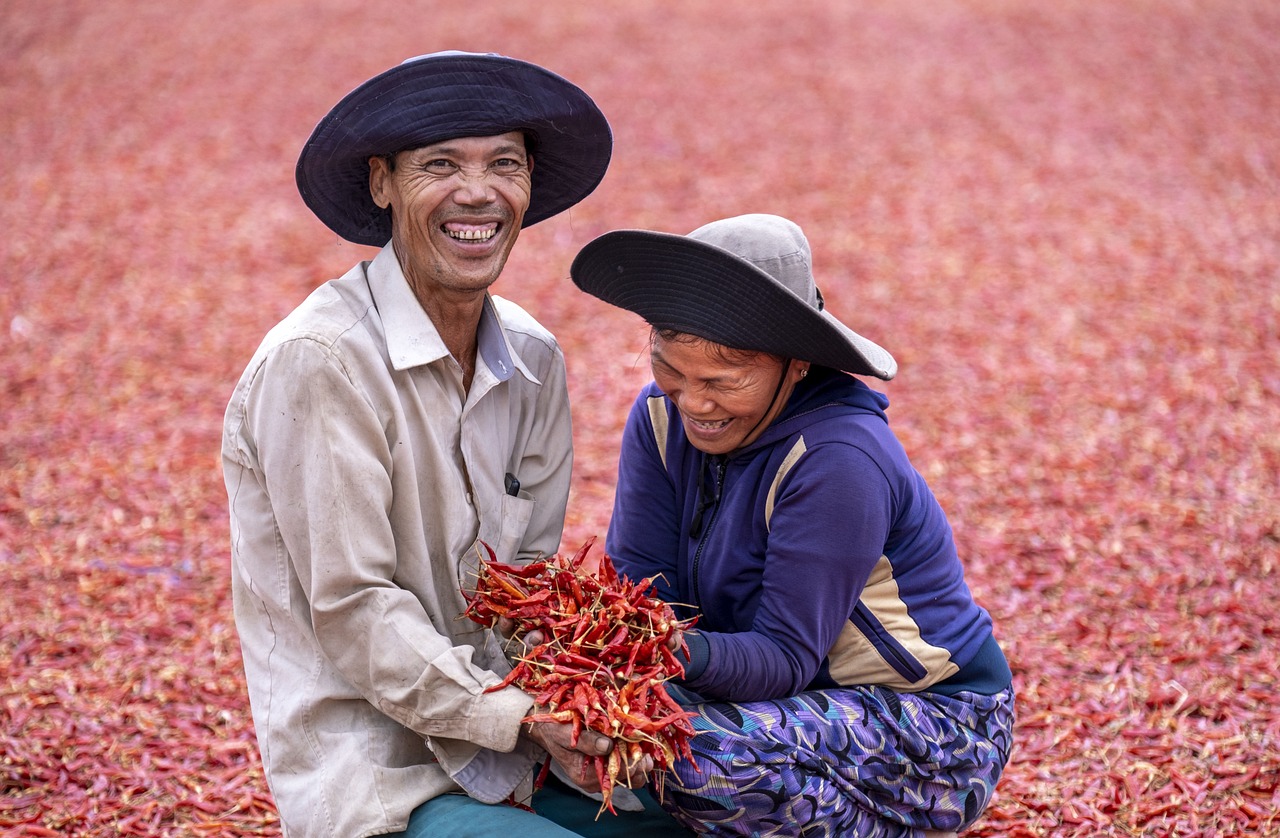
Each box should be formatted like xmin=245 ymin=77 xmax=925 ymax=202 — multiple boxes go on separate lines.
xmin=691 ymin=418 xmax=730 ymax=430
xmin=448 ymin=228 xmax=496 ymax=241
xmin=449 ymin=229 xmax=494 ymax=241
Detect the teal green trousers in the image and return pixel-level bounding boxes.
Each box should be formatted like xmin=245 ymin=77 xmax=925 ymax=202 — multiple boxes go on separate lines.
xmin=385 ymin=775 xmax=694 ymax=837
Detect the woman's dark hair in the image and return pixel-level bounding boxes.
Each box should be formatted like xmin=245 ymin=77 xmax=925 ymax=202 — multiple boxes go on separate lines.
xmin=650 ymin=327 xmax=785 ymax=366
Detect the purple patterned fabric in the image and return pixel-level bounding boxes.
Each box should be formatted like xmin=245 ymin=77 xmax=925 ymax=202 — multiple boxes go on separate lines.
xmin=653 ymin=686 xmax=1015 ymax=837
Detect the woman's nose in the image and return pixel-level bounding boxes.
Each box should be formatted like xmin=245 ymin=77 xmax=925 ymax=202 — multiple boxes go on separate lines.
xmin=675 ymin=390 xmax=714 ymax=416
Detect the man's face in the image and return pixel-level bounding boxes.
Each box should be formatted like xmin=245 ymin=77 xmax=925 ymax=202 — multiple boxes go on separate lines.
xmin=369 ymin=131 xmax=533 ymax=300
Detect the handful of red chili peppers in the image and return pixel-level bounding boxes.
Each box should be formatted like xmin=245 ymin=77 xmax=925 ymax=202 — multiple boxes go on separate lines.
xmin=463 ymin=537 xmax=698 ymax=815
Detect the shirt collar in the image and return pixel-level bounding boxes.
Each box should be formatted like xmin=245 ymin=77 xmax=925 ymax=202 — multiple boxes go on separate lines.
xmin=368 ymin=243 xmax=535 ymax=384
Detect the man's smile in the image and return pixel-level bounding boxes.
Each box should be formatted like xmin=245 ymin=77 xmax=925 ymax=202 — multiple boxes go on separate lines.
xmin=445 ymin=222 xmax=498 ymax=243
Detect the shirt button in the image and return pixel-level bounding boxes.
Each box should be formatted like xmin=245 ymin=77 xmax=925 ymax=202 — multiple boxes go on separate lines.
xmin=465 ymin=493 xmax=473 ymax=505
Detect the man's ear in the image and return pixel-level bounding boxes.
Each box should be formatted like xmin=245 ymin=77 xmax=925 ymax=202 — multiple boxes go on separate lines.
xmin=368 ymin=155 xmax=391 ymax=209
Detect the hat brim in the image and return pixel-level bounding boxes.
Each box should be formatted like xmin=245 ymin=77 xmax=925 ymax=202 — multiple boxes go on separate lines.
xmin=296 ymin=52 xmax=612 ymax=246
xmin=571 ymin=230 xmax=897 ymax=380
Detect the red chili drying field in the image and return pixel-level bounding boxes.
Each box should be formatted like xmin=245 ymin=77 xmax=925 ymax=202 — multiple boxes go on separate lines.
xmin=3 ymin=1 xmax=1278 ymax=835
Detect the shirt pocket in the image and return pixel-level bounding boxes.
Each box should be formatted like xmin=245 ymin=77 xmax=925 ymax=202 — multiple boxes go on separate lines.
xmin=460 ymin=490 xmax=536 ymax=580
xmin=493 ymin=490 xmax=535 ymax=564
xmin=458 ymin=492 xmax=536 ymax=674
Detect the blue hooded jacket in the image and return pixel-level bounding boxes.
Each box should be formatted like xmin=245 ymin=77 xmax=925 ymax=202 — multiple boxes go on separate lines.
xmin=606 ymin=367 xmax=1011 ymax=702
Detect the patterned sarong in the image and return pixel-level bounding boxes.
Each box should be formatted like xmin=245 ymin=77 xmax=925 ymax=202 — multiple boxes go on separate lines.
xmin=653 ymin=685 xmax=1015 ymax=837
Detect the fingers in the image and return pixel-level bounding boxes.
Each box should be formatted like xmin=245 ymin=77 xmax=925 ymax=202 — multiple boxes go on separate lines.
xmin=533 ymin=719 xmax=608 ymax=756
xmin=529 ymin=721 xmax=608 ymax=791
xmin=616 ymin=751 xmax=654 ymax=789
xmin=576 ymin=728 xmax=611 ymax=756
xmin=527 ymin=719 xmax=656 ymax=793
xmin=556 ymin=751 xmax=604 ymax=792
xmin=496 ymin=617 xmax=545 ymax=656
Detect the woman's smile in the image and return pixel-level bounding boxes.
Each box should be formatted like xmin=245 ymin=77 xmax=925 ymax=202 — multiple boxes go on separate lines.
xmin=684 ymin=416 xmax=733 ymax=441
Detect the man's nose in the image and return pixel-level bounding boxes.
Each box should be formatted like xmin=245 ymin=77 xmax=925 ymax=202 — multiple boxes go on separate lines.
xmin=451 ymin=168 xmax=499 ymax=204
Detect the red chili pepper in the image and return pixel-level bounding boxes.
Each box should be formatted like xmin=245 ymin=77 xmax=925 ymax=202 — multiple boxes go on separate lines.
xmin=465 ymin=537 xmax=699 ymax=816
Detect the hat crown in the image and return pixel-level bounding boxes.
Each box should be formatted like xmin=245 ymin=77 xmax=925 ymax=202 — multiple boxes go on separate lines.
xmin=688 ymin=214 xmax=818 ymax=308
xmin=402 ymin=50 xmax=488 ymax=63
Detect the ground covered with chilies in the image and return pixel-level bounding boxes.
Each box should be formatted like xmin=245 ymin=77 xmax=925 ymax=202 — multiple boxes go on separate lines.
xmin=2 ymin=1 xmax=1277 ymax=835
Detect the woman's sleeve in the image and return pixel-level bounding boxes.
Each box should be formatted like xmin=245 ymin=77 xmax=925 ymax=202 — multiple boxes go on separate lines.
xmin=604 ymin=390 xmax=683 ymax=604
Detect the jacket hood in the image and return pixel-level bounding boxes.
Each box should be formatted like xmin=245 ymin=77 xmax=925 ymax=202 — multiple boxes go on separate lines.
xmin=738 ymin=366 xmax=889 ymax=456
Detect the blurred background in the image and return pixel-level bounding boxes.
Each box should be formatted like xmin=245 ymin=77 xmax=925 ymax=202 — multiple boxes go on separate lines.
xmin=3 ymin=1 xmax=1278 ymax=834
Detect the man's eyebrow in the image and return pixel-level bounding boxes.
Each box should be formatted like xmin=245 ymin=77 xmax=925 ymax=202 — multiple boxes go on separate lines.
xmin=413 ymin=141 xmax=528 ymax=158
xmin=491 ymin=142 xmax=529 ymax=158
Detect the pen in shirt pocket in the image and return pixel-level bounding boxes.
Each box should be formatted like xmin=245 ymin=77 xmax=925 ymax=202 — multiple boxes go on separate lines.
xmin=504 ymin=472 xmax=520 ymax=497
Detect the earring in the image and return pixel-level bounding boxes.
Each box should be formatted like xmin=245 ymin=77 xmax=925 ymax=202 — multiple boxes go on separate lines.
xmin=800 ymin=368 xmax=809 ymax=378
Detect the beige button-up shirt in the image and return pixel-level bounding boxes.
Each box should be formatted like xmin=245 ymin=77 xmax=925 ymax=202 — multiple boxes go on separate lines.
xmin=222 ymin=244 xmax=573 ymax=837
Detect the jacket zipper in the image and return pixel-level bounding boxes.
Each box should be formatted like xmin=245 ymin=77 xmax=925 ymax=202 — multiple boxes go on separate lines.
xmin=851 ymin=604 xmax=929 ymax=683
xmin=690 ymin=456 xmax=726 ymax=614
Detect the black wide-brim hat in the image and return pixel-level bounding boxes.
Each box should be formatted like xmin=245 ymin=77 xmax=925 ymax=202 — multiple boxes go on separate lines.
xmin=296 ymin=51 xmax=613 ymax=246
xmin=571 ymin=214 xmax=897 ymax=380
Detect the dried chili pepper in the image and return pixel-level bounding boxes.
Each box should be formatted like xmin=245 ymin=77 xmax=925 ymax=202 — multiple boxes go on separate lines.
xmin=463 ymin=537 xmax=698 ymax=816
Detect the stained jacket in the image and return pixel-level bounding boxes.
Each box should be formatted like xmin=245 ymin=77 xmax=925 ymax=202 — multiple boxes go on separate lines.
xmin=607 ymin=367 xmax=1011 ymax=703
xmin=222 ymin=244 xmax=571 ymax=837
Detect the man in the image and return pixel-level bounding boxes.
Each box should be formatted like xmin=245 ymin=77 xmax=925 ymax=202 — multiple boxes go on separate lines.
xmin=222 ymin=52 xmax=683 ymax=837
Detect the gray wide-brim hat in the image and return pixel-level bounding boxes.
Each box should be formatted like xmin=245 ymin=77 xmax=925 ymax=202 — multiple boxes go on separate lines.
xmin=570 ymin=214 xmax=897 ymax=379
xmin=296 ymin=51 xmax=613 ymax=246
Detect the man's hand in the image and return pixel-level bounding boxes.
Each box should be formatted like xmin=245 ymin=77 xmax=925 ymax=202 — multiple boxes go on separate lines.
xmin=524 ymin=714 xmax=653 ymax=792
xmin=496 ymin=617 xmax=544 ymax=657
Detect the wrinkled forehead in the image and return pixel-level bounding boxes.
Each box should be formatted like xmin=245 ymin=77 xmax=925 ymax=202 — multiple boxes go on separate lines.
xmin=391 ymin=129 xmax=532 ymax=159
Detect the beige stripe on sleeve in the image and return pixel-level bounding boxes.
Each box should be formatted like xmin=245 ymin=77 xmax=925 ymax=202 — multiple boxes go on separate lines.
xmin=764 ymin=437 xmax=807 ymax=531
xmin=647 ymin=395 xmax=670 ymax=470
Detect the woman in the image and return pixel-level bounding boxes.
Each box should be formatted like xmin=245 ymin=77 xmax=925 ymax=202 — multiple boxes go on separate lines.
xmin=569 ymin=215 xmax=1015 ymax=837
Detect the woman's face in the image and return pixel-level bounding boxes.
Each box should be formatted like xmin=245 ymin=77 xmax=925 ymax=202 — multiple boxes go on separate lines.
xmin=650 ymin=333 xmax=808 ymax=455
